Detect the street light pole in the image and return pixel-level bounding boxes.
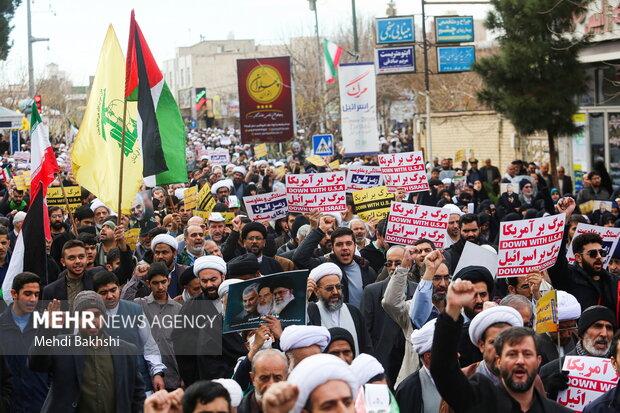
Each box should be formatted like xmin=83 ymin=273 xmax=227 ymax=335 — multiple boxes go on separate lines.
xmin=27 ymin=0 xmax=49 ymax=97
xmin=309 ymin=0 xmax=327 ymax=133
xmin=351 ymin=0 xmax=359 ymax=60
xmin=421 ymin=0 xmax=432 ymax=160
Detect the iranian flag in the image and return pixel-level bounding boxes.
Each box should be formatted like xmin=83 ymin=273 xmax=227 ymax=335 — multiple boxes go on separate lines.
xmin=2 ymin=102 xmax=59 ymax=300
xmin=324 ymin=39 xmax=343 ymax=83
xmin=125 ymin=10 xmax=187 ymax=187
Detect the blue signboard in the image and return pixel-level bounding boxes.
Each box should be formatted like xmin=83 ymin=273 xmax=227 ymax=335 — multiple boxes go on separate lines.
xmin=313 ymin=134 xmax=334 ymax=156
xmin=437 ymin=46 xmax=476 ymax=73
xmin=375 ymin=46 xmax=416 ymax=74
xmin=435 ymin=16 xmax=474 ymax=43
xmin=376 ymin=16 xmax=415 ymax=45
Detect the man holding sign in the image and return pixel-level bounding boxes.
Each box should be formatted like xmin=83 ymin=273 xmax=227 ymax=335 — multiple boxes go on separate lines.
xmin=548 ymin=197 xmax=620 ymax=324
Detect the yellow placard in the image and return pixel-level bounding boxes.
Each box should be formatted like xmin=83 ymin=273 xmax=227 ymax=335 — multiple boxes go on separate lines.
xmin=13 ymin=174 xmax=26 ymax=191
xmin=23 ymin=170 xmax=31 ymax=185
xmin=194 ymin=210 xmax=210 ymax=221
xmin=196 ymin=182 xmax=215 ymax=215
xmin=275 ymin=166 xmax=286 ymax=176
xmin=124 ymin=228 xmax=141 ymax=251
xmin=329 ymin=160 xmax=341 ymax=170
xmin=455 ymin=149 xmax=466 ymax=163
xmin=46 ymin=186 xmax=81 ymax=213
xmin=573 ymin=113 xmax=586 ymax=123
xmin=254 ymin=143 xmax=267 ymax=159
xmin=535 ymin=290 xmax=559 ymax=334
xmin=184 ymin=186 xmax=198 ymax=210
xmin=352 ymin=186 xmax=394 ymax=222
xmin=221 ymin=212 xmax=235 ymax=228
xmin=306 ymin=155 xmax=327 ymax=167
xmin=579 ymin=200 xmax=594 ymax=214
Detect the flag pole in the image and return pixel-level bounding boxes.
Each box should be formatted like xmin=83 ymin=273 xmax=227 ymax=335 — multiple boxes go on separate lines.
xmin=117 ymin=100 xmax=129 ymax=215
xmin=54 ymin=173 xmax=78 ymax=236
xmin=165 ymin=184 xmax=176 ymax=213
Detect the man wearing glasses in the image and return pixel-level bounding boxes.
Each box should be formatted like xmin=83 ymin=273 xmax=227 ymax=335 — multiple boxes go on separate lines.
xmin=549 ymin=197 xmax=620 ymax=323
xmin=307 ymin=262 xmax=373 ymax=356
xmin=241 ymin=222 xmax=283 ymax=275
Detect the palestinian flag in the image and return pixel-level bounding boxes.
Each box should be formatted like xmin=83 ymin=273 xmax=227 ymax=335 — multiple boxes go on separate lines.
xmin=324 ymin=39 xmax=343 ymax=83
xmin=125 ymin=10 xmax=187 ymax=187
xmin=2 ymin=103 xmax=59 ymax=300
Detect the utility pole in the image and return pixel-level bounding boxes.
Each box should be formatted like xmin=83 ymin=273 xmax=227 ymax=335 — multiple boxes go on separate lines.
xmin=308 ymin=0 xmax=327 ymax=132
xmin=27 ymin=0 xmax=49 ymax=97
xmin=421 ymin=1 xmax=432 ymax=160
xmin=351 ymin=0 xmax=359 ymax=61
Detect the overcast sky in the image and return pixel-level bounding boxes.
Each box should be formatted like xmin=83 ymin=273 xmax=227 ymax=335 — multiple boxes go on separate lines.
xmin=1 ymin=0 xmax=492 ymax=86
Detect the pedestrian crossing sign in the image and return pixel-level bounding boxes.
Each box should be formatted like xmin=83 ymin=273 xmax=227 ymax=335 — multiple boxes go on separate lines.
xmin=313 ymin=134 xmax=334 ymax=156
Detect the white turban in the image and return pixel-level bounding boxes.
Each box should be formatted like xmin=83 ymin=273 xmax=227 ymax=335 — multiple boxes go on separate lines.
xmin=350 ymin=353 xmax=384 ymax=387
xmin=287 ymin=354 xmax=358 ymax=413
xmin=233 ymin=166 xmax=246 ymax=175
xmin=218 ymin=278 xmax=243 ymax=297
xmin=411 ymin=318 xmax=437 ymax=355
xmin=213 ymin=378 xmax=242 ymax=408
xmin=323 ymin=212 xmax=342 ymax=227
xmin=469 ymin=305 xmax=523 ymax=345
xmin=557 ymin=290 xmax=581 ymax=322
xmin=309 ymin=263 xmax=342 ymax=283
xmin=151 ymin=234 xmax=178 ymax=251
xmin=280 ymin=325 xmax=330 ymax=352
xmin=193 ymin=255 xmax=227 ymax=277
xmin=254 ymin=160 xmax=268 ymax=167
xmin=174 ymin=188 xmax=185 ymax=200
xmin=211 ymin=179 xmax=233 ymax=196
xmin=443 ymin=203 xmax=464 ymax=216
xmin=90 ymin=199 xmax=111 ymax=214
xmin=275 ymin=161 xmax=285 ymax=168
xmin=13 ymin=211 xmax=26 ymax=224
xmin=226 ymin=163 xmax=236 ymax=170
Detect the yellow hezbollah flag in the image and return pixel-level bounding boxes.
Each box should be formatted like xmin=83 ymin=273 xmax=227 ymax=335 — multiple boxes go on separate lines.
xmin=71 ymin=25 xmax=142 ymax=214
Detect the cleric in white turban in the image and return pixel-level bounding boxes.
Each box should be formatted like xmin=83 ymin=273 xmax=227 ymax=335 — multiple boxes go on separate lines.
xmin=211 ymin=179 xmax=233 ymax=196
xmin=218 ymin=278 xmax=243 ymax=298
xmin=233 ymin=166 xmax=246 ymax=176
xmin=411 ymin=318 xmax=437 ymax=355
xmin=350 ymin=353 xmax=385 ymax=387
xmin=280 ymin=325 xmax=330 ymax=352
xmin=557 ymin=290 xmax=581 ymax=322
xmin=151 ymin=234 xmax=178 ymax=252
xmin=309 ymin=263 xmax=342 ymax=283
xmin=213 ymin=378 xmax=243 ymax=408
xmin=193 ymin=255 xmax=227 ymax=277
xmin=287 ymin=354 xmax=359 ymax=413
xmin=468 ymin=305 xmax=523 ymax=346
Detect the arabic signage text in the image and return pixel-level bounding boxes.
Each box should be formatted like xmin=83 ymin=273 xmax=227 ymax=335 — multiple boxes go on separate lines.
xmin=345 ymin=165 xmax=384 ymax=192
xmin=437 ymin=46 xmax=476 ymax=73
xmin=376 ymin=16 xmax=415 ymax=44
xmin=385 ymin=202 xmax=450 ymax=248
xmin=378 ymin=151 xmax=429 ymax=193
xmin=435 ymin=16 xmax=474 ymax=43
xmin=286 ymin=172 xmax=346 ymax=213
xmin=243 ymin=192 xmax=288 ymax=222
xmin=375 ymin=46 xmax=416 ymax=74
xmin=237 ymin=56 xmax=295 ymax=144
xmin=497 ymin=214 xmax=566 ymax=277
xmin=557 ymin=356 xmax=620 ymax=412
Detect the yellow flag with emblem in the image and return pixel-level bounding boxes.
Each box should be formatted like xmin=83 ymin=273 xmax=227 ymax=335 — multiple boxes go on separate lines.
xmin=71 ymin=25 xmax=142 ymax=214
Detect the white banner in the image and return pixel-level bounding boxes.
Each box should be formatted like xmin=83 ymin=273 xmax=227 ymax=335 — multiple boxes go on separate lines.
xmin=497 ymin=214 xmax=566 ymax=278
xmin=566 ymin=223 xmax=620 ymax=268
xmin=345 ymin=165 xmax=384 ymax=192
xmin=385 ymin=202 xmax=450 ymax=249
xmin=207 ymin=148 xmax=230 ymax=166
xmin=338 ymin=63 xmax=379 ymax=156
xmin=286 ymin=172 xmax=346 ymax=213
xmin=243 ymin=192 xmax=288 ymax=222
xmin=379 ymin=151 xmax=429 ymax=193
xmin=557 ymin=356 xmax=618 ymax=412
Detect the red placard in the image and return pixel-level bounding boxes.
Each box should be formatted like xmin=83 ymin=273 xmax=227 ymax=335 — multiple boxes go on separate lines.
xmin=237 ymin=56 xmax=295 ymax=144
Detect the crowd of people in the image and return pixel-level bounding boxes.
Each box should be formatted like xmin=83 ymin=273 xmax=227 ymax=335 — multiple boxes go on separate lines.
xmin=0 ymin=127 xmax=618 ymax=412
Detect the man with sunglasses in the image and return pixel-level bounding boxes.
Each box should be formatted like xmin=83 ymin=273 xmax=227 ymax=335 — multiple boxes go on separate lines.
xmin=307 ymin=263 xmax=373 ymax=356
xmin=549 ymin=197 xmax=620 ymax=323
